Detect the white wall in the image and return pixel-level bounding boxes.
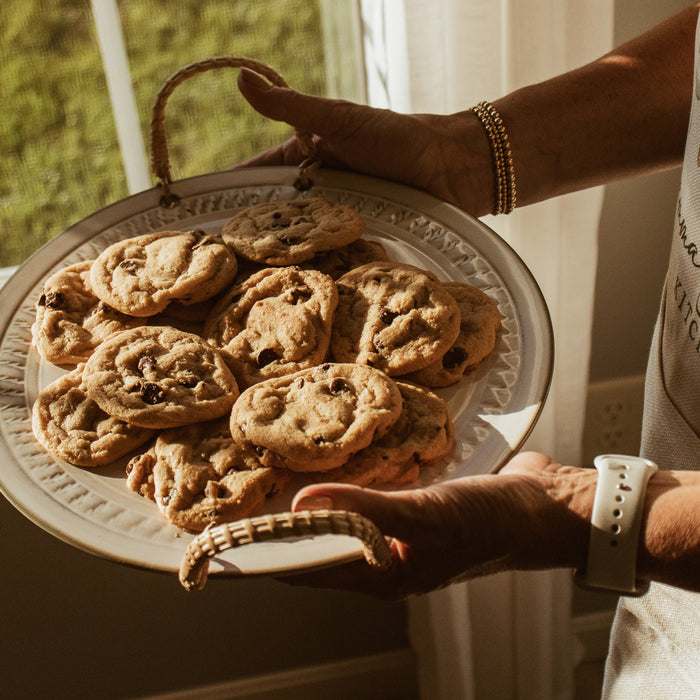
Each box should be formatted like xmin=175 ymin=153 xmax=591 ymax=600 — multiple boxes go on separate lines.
xmin=588 ymin=0 xmax=691 ymax=382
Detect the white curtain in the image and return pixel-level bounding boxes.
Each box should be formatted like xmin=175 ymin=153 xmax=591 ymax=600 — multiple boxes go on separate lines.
xmin=360 ymin=0 xmax=614 ymax=697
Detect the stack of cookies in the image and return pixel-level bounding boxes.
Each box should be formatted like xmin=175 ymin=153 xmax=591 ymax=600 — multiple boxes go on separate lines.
xmin=31 ymin=197 xmax=500 ymax=534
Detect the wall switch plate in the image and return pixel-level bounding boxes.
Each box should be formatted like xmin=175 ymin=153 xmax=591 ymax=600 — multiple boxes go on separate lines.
xmin=582 ymin=375 xmax=645 ymax=466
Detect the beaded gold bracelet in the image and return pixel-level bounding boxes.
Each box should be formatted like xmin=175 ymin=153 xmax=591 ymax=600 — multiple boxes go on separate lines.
xmin=470 ymin=101 xmax=517 ymax=215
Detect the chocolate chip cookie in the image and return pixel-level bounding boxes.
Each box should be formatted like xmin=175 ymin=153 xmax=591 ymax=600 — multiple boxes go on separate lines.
xmin=229 ymin=362 xmax=403 ymax=472
xmin=339 ymin=380 xmax=455 ymax=486
xmin=331 ymin=262 xmax=461 ymax=375
xmin=32 ymin=365 xmax=156 ymax=467
xmin=302 ymin=238 xmax=389 ymax=279
xmin=126 ymin=417 xmax=289 ymax=532
xmin=31 ymin=260 xmax=143 ymax=365
xmin=220 ymin=197 xmax=365 ymax=265
xmin=405 ymin=282 xmax=501 ymax=387
xmin=89 ymin=229 xmax=238 ymax=317
xmin=204 ymin=266 xmax=338 ymax=389
xmin=82 ymin=325 xmax=239 ymax=428
xmin=316 ymin=380 xmax=454 ymax=486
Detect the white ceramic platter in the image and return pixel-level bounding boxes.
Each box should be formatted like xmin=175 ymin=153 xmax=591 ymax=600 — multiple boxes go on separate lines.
xmin=0 ymin=167 xmax=553 ymax=576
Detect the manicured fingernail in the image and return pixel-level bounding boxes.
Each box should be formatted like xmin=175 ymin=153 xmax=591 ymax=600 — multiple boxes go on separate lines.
xmin=294 ymin=495 xmax=335 ymax=511
xmin=240 ymin=67 xmax=272 ymax=91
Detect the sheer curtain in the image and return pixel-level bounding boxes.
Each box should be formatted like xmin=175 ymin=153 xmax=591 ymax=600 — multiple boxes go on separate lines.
xmin=360 ymin=0 xmax=614 ymax=697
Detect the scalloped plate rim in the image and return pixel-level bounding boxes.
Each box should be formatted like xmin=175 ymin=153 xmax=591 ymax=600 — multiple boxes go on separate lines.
xmin=0 ymin=166 xmax=553 ymax=576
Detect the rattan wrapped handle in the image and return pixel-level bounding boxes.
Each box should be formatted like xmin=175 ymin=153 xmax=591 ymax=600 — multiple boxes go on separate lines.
xmin=150 ymin=56 xmax=320 ymax=206
xmin=178 ymin=509 xmax=393 ymax=591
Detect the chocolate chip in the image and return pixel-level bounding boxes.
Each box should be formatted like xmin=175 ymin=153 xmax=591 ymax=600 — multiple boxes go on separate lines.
xmin=442 ymin=347 xmax=468 ymax=370
xmin=289 ymin=287 xmax=312 ymax=304
xmin=314 ymin=436 xmax=326 ymax=445
xmin=179 ymin=375 xmax=198 ymax=388
xmin=191 ymin=230 xmax=221 ymax=248
xmin=125 ymin=455 xmax=139 ymax=475
xmin=137 ymin=356 xmax=155 ymax=374
xmin=379 ymin=307 xmax=398 ymax=324
xmin=127 ymin=452 xmax=155 ymax=479
xmin=256 ymin=348 xmax=280 ymax=367
xmin=118 ymin=259 xmax=139 ymax=273
xmin=139 ymin=381 xmax=165 ymax=404
xmin=204 ymin=481 xmax=221 ymax=499
xmin=94 ymin=300 xmax=115 ymax=315
xmin=43 ymin=291 xmax=65 ymax=309
xmin=329 ymin=377 xmax=350 ymax=394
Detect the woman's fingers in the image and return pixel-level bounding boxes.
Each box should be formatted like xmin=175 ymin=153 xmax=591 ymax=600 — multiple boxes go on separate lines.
xmin=236 ymin=67 xmax=429 ymax=185
xmin=231 ymin=136 xmax=304 ymax=168
xmin=236 ymin=66 xmax=497 ymax=217
xmin=292 ymin=483 xmax=444 ymax=544
xmin=237 ymin=67 xmax=370 ymax=141
xmin=285 ymin=481 xmax=510 ymax=597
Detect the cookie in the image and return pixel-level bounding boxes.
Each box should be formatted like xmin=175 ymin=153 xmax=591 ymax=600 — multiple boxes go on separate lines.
xmin=32 ymin=365 xmax=156 ymax=467
xmin=89 ymin=229 xmax=238 ymax=317
xmin=126 ymin=443 xmax=157 ymax=500
xmin=82 ymin=325 xmax=238 ymax=428
xmin=317 ymin=380 xmax=454 ymax=486
xmin=204 ymin=266 xmax=338 ymax=389
xmin=405 ymin=282 xmax=501 ymax=387
xmin=126 ymin=418 xmax=289 ymax=532
xmin=220 ymin=197 xmax=365 ymax=265
xmin=158 ymin=296 xmax=222 ymax=325
xmin=229 ymin=363 xmax=403 ymax=472
xmin=331 ymin=262 xmax=461 ymax=375
xmin=31 ymin=260 xmax=143 ymax=365
xmin=303 ymin=238 xmax=390 ymax=280
xmin=306 ymin=456 xmax=420 ymax=488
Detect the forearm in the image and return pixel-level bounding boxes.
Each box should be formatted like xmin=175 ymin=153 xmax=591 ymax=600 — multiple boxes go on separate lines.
xmin=637 ymin=471 xmax=700 ymax=591
xmin=529 ymin=465 xmax=700 ymax=593
xmin=468 ymin=4 xmax=698 ymax=212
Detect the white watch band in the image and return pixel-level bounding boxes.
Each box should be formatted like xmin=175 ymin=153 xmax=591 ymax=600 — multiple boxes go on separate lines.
xmin=575 ymin=454 xmax=658 ymax=596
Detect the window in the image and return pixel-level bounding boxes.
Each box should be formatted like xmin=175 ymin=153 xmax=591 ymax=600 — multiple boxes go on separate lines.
xmin=1 ymin=0 xmax=364 ymax=270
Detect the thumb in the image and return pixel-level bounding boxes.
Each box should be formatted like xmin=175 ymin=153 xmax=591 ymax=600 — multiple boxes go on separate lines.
xmin=237 ymin=67 xmax=366 ymax=140
xmin=291 ymin=483 xmax=427 ymax=541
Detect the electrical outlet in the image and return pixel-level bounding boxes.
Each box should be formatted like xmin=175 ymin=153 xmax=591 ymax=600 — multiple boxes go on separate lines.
xmin=582 ymin=375 xmax=645 ymax=466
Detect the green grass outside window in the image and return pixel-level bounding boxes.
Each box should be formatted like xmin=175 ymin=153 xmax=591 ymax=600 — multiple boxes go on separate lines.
xmin=1 ymin=0 xmax=326 ymax=266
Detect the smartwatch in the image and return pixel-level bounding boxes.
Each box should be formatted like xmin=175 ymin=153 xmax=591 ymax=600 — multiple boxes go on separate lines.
xmin=574 ymin=454 xmax=658 ymax=596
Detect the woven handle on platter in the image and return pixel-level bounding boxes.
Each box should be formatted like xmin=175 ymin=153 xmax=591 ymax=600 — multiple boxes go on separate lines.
xmin=178 ymin=509 xmax=393 ymax=591
xmin=150 ymin=56 xmax=319 ymax=205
